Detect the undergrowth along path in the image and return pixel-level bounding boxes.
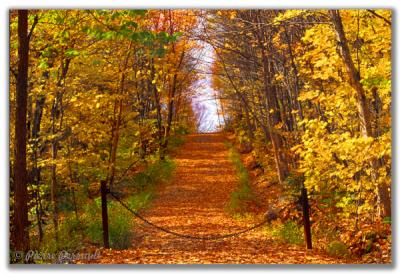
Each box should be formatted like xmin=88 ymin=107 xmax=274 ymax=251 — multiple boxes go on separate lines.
xmin=82 ymin=133 xmax=348 ymax=264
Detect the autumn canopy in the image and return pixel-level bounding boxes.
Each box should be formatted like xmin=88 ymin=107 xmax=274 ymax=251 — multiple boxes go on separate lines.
xmin=9 ymin=9 xmax=391 ymax=264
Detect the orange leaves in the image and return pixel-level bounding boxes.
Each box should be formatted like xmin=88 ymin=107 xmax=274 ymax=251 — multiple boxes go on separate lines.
xmin=76 ymin=133 xmax=354 ymax=264
xmin=216 ymin=10 xmax=237 ymax=20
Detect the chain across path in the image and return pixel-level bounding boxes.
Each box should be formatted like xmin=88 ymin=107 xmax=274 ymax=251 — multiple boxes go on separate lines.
xmin=109 ymin=191 xmax=268 ymax=241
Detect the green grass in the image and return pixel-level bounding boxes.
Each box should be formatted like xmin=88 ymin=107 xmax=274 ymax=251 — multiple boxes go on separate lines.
xmin=167 ymin=134 xmax=186 ymax=151
xmin=326 ymin=241 xmax=350 ymax=258
xmin=84 ymin=158 xmax=176 ymax=249
xmin=26 ymin=142 xmax=181 ymax=261
xmin=224 ymin=141 xmax=258 ymax=215
xmin=145 ymin=158 xmax=176 ymax=185
xmin=128 ymin=190 xmax=153 ymax=210
xmin=84 ymin=198 xmax=136 ymax=249
xmin=29 ymin=214 xmax=84 ymax=258
xmin=29 ymin=158 xmax=178 ymax=256
xmin=120 ymin=158 xmax=176 ymax=192
xmin=261 ymin=220 xmax=304 ymax=245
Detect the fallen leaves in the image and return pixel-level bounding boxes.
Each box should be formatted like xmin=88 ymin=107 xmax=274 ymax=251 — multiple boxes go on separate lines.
xmin=76 ymin=134 xmax=376 ymax=264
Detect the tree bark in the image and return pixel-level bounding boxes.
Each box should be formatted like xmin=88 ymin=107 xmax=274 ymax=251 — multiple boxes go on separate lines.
xmin=149 ymin=60 xmax=164 ymax=159
xmin=257 ymin=28 xmax=290 ymax=184
xmin=108 ymin=98 xmax=123 ymax=187
xmin=330 ymin=10 xmax=373 ymax=137
xmin=108 ymin=42 xmax=132 ymax=186
xmin=50 ymin=117 xmax=59 ymax=241
xmin=162 ymin=50 xmax=185 ymax=154
xmin=12 ymin=9 xmax=30 ymax=253
xmin=330 ymin=10 xmax=391 ymax=218
xmin=49 ymin=57 xmax=71 ymax=243
xmin=30 ymin=94 xmax=45 ymax=242
xmin=301 ymin=187 xmax=312 ymax=249
xmin=100 ymin=180 xmax=110 ymax=248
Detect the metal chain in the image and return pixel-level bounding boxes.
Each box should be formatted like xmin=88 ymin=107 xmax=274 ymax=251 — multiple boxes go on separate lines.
xmin=109 ymin=191 xmax=268 ymax=241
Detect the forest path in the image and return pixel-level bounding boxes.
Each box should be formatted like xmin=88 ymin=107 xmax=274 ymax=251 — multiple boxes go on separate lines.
xmin=86 ymin=133 xmax=345 ymax=264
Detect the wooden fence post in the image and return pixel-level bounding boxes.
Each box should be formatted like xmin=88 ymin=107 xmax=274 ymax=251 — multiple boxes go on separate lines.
xmin=301 ymin=186 xmax=312 ymax=249
xmin=101 ymin=180 xmax=110 ymax=248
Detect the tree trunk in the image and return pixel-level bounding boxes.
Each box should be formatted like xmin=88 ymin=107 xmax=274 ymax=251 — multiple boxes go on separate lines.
xmin=330 ymin=10 xmax=373 ymax=137
xmin=49 ymin=58 xmax=71 ymax=243
xmin=108 ymin=99 xmax=123 ymax=187
xmin=149 ymin=61 xmax=164 ymax=159
xmin=330 ymin=10 xmax=391 ymax=218
xmin=100 ymin=180 xmax=110 ymax=248
xmin=34 ymin=187 xmax=43 ymax=242
xmin=301 ymin=187 xmax=312 ymax=249
xmin=162 ymin=50 xmax=185 ymax=154
xmin=30 ymin=94 xmax=45 ymax=242
xmin=259 ymin=39 xmax=290 ymax=184
xmin=50 ymin=106 xmax=59 ymax=242
xmin=12 ymin=9 xmax=30 ymax=253
xmin=108 ymin=43 xmax=132 ymax=186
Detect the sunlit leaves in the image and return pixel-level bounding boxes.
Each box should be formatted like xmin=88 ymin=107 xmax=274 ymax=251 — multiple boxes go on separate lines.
xmin=293 ymin=10 xmax=391 ymax=220
xmin=65 ymin=49 xmax=80 ymax=57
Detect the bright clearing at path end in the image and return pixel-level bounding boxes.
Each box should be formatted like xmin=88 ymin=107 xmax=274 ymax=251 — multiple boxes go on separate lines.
xmin=192 ymin=42 xmax=223 ymax=133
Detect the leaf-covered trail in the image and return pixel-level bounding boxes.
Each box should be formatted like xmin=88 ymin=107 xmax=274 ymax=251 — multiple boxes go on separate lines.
xmin=84 ymin=133 xmax=346 ymax=264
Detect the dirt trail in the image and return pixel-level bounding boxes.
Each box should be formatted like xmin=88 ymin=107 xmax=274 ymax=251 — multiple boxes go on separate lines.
xmin=87 ymin=133 xmax=346 ymax=264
